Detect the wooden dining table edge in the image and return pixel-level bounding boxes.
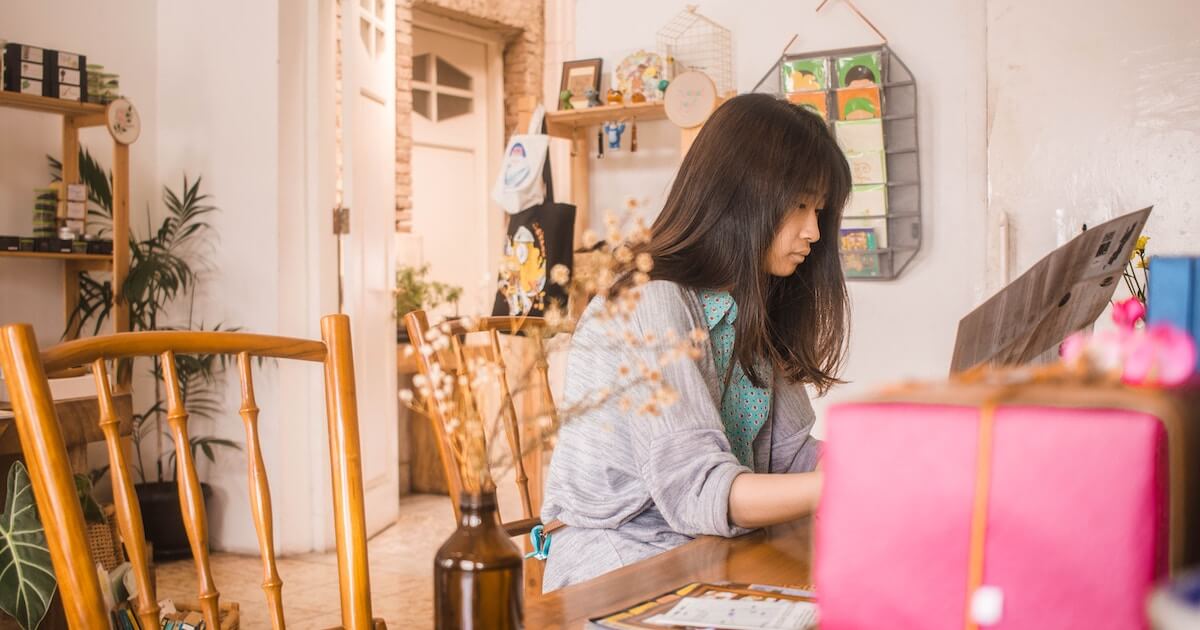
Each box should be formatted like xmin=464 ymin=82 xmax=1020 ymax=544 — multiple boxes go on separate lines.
xmin=524 ymin=518 xmax=814 ymax=628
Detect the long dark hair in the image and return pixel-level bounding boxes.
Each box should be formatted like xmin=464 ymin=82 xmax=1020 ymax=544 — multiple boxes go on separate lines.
xmin=637 ymin=93 xmax=852 ymax=393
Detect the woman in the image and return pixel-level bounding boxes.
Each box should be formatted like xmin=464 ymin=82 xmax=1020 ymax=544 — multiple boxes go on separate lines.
xmin=540 ymin=93 xmax=852 ymax=590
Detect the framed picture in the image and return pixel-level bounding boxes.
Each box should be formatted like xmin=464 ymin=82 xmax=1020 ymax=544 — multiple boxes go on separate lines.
xmin=560 ymin=58 xmax=602 ymax=110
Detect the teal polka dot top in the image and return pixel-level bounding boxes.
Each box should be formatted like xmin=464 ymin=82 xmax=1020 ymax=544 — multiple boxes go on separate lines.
xmin=700 ymin=290 xmax=772 ymax=469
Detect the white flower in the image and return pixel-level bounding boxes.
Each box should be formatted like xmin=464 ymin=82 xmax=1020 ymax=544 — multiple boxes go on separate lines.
xmin=551 ymin=264 xmax=571 ymax=286
xmin=399 ymin=389 xmax=414 ymax=403
xmin=635 ymin=252 xmax=654 ymax=273
xmin=582 ymin=229 xmax=600 ymax=248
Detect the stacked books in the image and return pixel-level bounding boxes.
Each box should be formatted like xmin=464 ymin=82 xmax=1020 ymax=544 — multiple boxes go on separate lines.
xmin=109 ymin=607 xmax=138 ymax=630
xmin=108 ymin=607 xmax=207 ymax=629
xmin=87 ymin=64 xmax=120 ymax=104
xmin=159 ymin=611 xmax=206 ymax=629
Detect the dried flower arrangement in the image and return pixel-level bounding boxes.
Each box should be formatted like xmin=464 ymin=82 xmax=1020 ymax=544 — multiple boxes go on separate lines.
xmin=401 ymin=200 xmax=710 ymax=495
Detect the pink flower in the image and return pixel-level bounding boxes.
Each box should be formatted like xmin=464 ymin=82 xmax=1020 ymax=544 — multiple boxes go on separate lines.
xmin=1060 ymin=331 xmax=1088 ymax=363
xmin=1123 ymin=323 xmax=1196 ymax=386
xmin=1090 ymin=328 xmax=1131 ymax=372
xmin=1060 ymin=322 xmax=1197 ymax=386
xmin=1112 ymin=297 xmax=1146 ymax=330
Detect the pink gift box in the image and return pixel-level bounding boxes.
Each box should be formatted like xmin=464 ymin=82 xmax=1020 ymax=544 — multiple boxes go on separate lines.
xmin=814 ymin=386 xmax=1191 ymax=630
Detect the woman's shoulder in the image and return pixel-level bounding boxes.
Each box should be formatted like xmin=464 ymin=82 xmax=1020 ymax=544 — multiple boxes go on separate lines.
xmin=577 ymin=280 xmax=701 ymax=335
xmin=631 ymin=279 xmax=697 ymax=313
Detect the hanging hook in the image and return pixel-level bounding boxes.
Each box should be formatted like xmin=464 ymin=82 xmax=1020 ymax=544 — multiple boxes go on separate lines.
xmin=815 ymin=0 xmax=888 ymax=44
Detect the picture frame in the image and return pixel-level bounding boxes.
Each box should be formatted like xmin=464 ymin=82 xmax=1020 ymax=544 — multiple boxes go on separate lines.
xmin=560 ymin=57 xmax=602 ymax=110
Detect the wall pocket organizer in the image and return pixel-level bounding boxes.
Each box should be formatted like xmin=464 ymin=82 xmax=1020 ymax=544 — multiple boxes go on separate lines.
xmin=754 ymin=44 xmax=921 ymax=280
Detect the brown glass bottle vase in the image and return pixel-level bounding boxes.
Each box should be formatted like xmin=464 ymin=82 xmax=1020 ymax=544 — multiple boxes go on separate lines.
xmin=434 ymin=490 xmax=524 ymax=629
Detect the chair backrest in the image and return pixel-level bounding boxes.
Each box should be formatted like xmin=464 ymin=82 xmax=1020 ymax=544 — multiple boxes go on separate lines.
xmin=0 ymin=314 xmax=375 ymax=630
xmin=403 ymin=311 xmax=560 ymax=531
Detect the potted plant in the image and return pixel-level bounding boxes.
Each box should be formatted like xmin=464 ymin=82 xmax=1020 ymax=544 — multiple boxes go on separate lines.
xmin=127 ymin=351 xmax=240 ymax=561
xmin=52 ymin=150 xmax=242 ymax=560
xmin=394 ymin=264 xmax=462 ymax=343
xmin=0 ymin=462 xmax=107 ymax=630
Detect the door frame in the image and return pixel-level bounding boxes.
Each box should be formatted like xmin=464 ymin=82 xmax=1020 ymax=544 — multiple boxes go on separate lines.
xmin=338 ymin=0 xmax=400 ymax=537
xmin=411 ymin=9 xmax=507 ymax=289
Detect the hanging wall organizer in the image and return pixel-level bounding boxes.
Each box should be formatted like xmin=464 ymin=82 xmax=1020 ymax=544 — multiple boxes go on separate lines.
xmin=755 ymin=44 xmax=921 ymax=281
xmin=752 ymin=2 xmax=921 ymax=280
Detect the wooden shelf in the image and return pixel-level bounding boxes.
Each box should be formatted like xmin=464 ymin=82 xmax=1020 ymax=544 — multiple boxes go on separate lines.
xmin=545 ymin=102 xmax=667 ymax=138
xmin=0 ymin=89 xmax=131 ymax=347
xmin=0 ymin=250 xmax=112 ymax=264
xmin=0 ymin=91 xmax=106 ymax=119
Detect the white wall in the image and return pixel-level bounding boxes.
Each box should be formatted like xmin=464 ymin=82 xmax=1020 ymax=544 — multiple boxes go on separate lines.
xmin=155 ymin=0 xmax=285 ymax=554
xmin=157 ymin=0 xmax=397 ymax=554
xmin=4 ymin=0 xmax=387 ymax=555
xmin=0 ymin=0 xmax=159 ymax=347
xmin=986 ymin=0 xmax=1200 ymax=292
xmin=572 ymin=0 xmax=990 ymax=426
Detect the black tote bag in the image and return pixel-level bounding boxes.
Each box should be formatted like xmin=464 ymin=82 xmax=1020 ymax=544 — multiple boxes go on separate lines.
xmin=491 ymin=132 xmax=576 ymax=318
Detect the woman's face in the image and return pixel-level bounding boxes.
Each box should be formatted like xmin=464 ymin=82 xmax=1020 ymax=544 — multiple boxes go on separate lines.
xmin=764 ymin=194 xmax=823 ymax=277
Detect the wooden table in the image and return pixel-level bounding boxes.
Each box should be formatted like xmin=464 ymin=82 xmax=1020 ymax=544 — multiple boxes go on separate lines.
xmin=0 ymin=392 xmax=132 ymax=472
xmin=525 ymin=519 xmax=814 ymax=628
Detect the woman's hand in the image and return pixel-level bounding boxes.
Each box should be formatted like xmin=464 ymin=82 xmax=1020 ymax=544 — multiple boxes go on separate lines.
xmin=728 ymin=471 xmax=823 ymax=529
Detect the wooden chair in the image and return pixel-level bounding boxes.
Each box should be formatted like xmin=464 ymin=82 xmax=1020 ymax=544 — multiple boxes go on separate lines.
xmin=403 ymin=311 xmax=561 ymax=595
xmin=0 ymin=315 xmax=383 ymax=630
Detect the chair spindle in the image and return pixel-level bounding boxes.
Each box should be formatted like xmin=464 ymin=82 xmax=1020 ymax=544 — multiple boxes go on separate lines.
xmin=161 ymin=350 xmax=221 ymax=629
xmin=93 ymin=359 xmax=160 ymax=630
xmin=490 ymin=330 xmax=533 ymax=519
xmin=237 ymin=352 xmax=285 ymax=629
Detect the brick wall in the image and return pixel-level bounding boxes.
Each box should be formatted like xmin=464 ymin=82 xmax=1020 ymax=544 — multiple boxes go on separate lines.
xmin=394 ymin=0 xmax=544 ymax=231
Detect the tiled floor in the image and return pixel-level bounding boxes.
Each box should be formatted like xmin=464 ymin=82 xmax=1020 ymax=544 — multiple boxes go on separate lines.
xmin=156 ymin=494 xmax=457 ymax=630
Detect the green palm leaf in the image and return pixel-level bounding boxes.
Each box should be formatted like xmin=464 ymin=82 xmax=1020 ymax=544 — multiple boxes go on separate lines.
xmin=0 ymin=462 xmax=57 ymax=630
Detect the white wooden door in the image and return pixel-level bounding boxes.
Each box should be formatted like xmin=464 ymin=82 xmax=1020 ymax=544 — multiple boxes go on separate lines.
xmin=411 ymin=25 xmax=494 ymax=316
xmin=339 ymin=0 xmax=399 ymax=534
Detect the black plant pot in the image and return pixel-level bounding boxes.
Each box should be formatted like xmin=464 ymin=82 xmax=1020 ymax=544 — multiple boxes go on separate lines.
xmin=135 ymin=481 xmax=213 ymax=561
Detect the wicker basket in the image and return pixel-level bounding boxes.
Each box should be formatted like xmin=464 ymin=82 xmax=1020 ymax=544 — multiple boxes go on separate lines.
xmin=87 ymin=505 xmax=123 ymax=571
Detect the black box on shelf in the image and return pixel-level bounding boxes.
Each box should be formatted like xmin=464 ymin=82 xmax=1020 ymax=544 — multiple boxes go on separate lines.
xmin=86 ymin=239 xmax=113 ymax=255
xmin=46 ymin=49 xmax=87 ymax=102
xmin=18 ymin=238 xmax=34 ymax=252
xmin=0 ymin=236 xmax=19 ymax=252
xmin=71 ymin=240 xmax=88 ymax=254
xmin=4 ymin=42 xmax=51 ymax=96
xmin=33 ymin=237 xmax=73 ymax=253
